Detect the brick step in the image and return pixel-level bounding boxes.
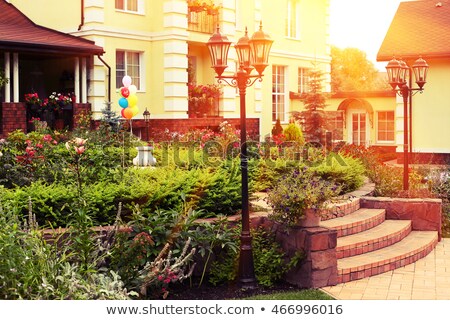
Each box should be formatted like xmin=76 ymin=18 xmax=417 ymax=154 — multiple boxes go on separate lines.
xmin=337 ymin=231 xmax=438 ymax=283
xmin=336 ymin=220 xmax=412 ymax=259
xmin=320 ymin=208 xmax=386 ymax=237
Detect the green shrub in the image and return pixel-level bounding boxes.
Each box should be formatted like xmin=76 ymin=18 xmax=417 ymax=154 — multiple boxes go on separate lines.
xmin=0 ymin=203 xmax=133 ymax=299
xmin=283 ymin=123 xmax=304 ymax=144
xmin=208 ymin=227 xmax=299 ymax=287
xmin=312 ymin=153 xmax=365 ymax=194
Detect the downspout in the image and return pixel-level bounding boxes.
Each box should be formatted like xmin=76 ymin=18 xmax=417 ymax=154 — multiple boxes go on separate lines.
xmin=97 ymin=55 xmax=111 ymax=104
xmin=78 ymin=0 xmax=85 ymax=30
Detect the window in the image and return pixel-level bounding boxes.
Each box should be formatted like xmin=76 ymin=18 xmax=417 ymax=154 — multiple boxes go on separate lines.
xmin=377 ymin=111 xmax=395 ymax=142
xmin=116 ymin=50 xmax=141 ymax=89
xmin=298 ymin=67 xmax=310 ymax=93
xmin=272 ymin=65 xmax=286 ymax=122
xmin=285 ymin=0 xmax=300 ymax=38
xmin=326 ymin=111 xmax=344 ymax=140
xmin=116 ymin=0 xmax=138 ymax=12
xmin=352 ymin=113 xmax=367 ymax=146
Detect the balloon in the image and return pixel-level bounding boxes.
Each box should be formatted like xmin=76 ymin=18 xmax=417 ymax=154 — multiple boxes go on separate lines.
xmin=130 ymin=105 xmax=139 ymax=116
xmin=122 ymin=75 xmax=132 ymax=87
xmin=120 ymin=87 xmax=130 ymax=98
xmin=127 ymin=94 xmax=138 ymax=107
xmin=122 ymin=107 xmax=134 ymax=119
xmin=118 ymin=97 xmax=128 ymax=108
xmin=128 ymin=84 xmax=137 ymax=94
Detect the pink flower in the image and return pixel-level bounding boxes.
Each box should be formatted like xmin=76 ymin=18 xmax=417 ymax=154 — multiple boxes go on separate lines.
xmin=74 ymin=146 xmax=85 ymax=155
xmin=74 ymin=138 xmax=87 ymax=146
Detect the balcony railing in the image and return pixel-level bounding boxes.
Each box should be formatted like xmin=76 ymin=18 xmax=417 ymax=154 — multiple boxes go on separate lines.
xmin=188 ymin=8 xmax=219 ymax=34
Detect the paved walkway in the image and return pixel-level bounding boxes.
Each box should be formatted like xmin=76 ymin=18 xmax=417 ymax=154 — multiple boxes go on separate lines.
xmin=322 ymin=238 xmax=450 ymax=300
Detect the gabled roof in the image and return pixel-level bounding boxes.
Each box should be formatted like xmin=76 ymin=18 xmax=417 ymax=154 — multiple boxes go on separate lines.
xmin=377 ymin=0 xmax=450 ymax=61
xmin=0 ymin=0 xmax=103 ymax=56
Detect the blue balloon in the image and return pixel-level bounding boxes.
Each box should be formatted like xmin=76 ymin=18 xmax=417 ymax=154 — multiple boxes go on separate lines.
xmin=118 ymin=97 xmax=128 ymax=108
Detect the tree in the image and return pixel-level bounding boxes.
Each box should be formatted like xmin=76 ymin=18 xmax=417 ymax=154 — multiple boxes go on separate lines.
xmin=331 ymin=46 xmax=388 ymax=92
xmin=292 ymin=68 xmax=328 ymax=144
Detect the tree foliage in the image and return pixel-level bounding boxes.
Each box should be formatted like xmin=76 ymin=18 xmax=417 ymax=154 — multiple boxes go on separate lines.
xmin=292 ymin=68 xmax=328 ymax=144
xmin=331 ymin=46 xmax=388 ymax=92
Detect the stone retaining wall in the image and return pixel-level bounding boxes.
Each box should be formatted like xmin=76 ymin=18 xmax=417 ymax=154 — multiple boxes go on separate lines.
xmin=360 ymin=197 xmax=442 ymax=240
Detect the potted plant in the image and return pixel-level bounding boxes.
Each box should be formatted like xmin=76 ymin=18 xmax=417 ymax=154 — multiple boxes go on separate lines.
xmin=266 ymin=166 xmax=342 ymax=227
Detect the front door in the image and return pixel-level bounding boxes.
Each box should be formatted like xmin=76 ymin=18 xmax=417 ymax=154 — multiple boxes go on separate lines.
xmin=350 ymin=111 xmax=368 ymax=146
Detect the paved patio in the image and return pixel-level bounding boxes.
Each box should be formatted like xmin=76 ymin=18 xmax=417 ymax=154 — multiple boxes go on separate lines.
xmin=322 ymin=238 xmax=450 ymax=300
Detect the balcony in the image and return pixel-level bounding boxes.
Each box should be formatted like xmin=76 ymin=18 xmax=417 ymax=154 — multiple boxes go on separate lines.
xmin=187 ymin=3 xmax=220 ymax=34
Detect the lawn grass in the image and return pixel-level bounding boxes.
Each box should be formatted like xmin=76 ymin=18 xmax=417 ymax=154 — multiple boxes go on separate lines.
xmin=244 ymin=289 xmax=335 ymax=300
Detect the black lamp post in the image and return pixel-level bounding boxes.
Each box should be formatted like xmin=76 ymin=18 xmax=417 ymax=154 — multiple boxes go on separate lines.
xmin=143 ymin=107 xmax=151 ymax=141
xmin=386 ymin=57 xmax=429 ymax=190
xmin=207 ymin=23 xmax=273 ymax=289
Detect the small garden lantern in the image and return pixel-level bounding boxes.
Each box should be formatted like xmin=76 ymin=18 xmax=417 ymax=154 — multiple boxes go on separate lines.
xmin=143 ymin=107 xmax=150 ymax=141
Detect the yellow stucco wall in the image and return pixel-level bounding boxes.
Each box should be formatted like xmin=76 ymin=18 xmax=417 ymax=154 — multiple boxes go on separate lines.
xmin=9 ymin=0 xmax=331 ymax=138
xmin=328 ymin=96 xmax=396 ymax=146
xmin=410 ymin=59 xmax=450 ymax=154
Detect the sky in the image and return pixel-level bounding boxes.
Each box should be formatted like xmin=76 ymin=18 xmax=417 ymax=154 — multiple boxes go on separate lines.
xmin=329 ymin=0 xmax=413 ymax=70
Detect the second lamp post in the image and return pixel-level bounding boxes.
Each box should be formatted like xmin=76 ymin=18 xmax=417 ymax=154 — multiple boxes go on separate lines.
xmin=206 ymin=23 xmax=273 ymax=288
xmin=385 ymin=57 xmax=429 ymax=190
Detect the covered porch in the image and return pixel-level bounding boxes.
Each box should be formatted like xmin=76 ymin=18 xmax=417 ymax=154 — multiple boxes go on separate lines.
xmin=0 ymin=0 xmax=104 ymax=137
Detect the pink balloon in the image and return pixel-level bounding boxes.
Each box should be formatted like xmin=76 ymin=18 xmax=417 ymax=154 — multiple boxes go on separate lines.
xmin=122 ymin=75 xmax=132 ymax=87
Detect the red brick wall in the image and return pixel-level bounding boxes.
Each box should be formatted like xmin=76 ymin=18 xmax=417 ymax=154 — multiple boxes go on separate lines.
xmin=0 ymin=102 xmax=92 ymax=138
xmin=119 ymin=117 xmax=260 ymax=141
xmin=1 ymin=102 xmax=27 ymax=138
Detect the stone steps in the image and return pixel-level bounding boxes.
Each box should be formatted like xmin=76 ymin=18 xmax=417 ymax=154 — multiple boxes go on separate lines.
xmin=320 ymin=208 xmax=386 ymax=237
xmin=336 ymin=220 xmax=412 ymax=259
xmin=320 ymin=203 xmax=439 ymax=284
xmin=337 ymin=231 xmax=438 ymax=283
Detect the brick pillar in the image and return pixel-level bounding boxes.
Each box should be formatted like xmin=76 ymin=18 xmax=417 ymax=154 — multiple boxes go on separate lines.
xmin=73 ymin=103 xmax=91 ymax=129
xmin=276 ymin=225 xmax=338 ymax=288
xmin=1 ymin=102 xmax=26 ymax=137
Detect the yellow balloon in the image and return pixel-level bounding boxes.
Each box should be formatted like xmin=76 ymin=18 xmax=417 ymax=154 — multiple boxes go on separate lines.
xmin=128 ymin=94 xmax=138 ymax=107
xmin=131 ymin=105 xmax=139 ymax=116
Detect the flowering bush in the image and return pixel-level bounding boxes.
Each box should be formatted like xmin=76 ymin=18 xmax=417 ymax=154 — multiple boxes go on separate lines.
xmin=188 ymin=0 xmax=221 ymax=14
xmin=138 ymin=238 xmax=196 ymax=299
xmin=45 ymin=92 xmax=73 ymax=111
xmin=24 ymin=92 xmax=73 ymax=112
xmin=188 ymin=83 xmax=222 ymax=116
xmin=24 ymin=93 xmax=42 ymax=106
xmin=266 ymin=167 xmax=341 ymax=226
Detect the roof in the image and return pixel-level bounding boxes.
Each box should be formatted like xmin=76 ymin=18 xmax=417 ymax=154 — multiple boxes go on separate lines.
xmin=377 ymin=0 xmax=450 ymax=61
xmin=0 ymin=0 xmax=103 ymax=56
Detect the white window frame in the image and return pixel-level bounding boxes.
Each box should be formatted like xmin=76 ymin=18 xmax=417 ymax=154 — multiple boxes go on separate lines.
xmin=298 ymin=67 xmax=310 ymax=93
xmin=272 ymin=65 xmax=288 ymax=123
xmin=116 ymin=50 xmax=144 ymax=91
xmin=115 ymin=0 xmax=144 ymax=15
xmin=286 ymin=0 xmax=300 ymax=39
xmin=376 ymin=110 xmax=395 ymax=143
xmin=348 ymin=110 xmax=369 ymax=146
